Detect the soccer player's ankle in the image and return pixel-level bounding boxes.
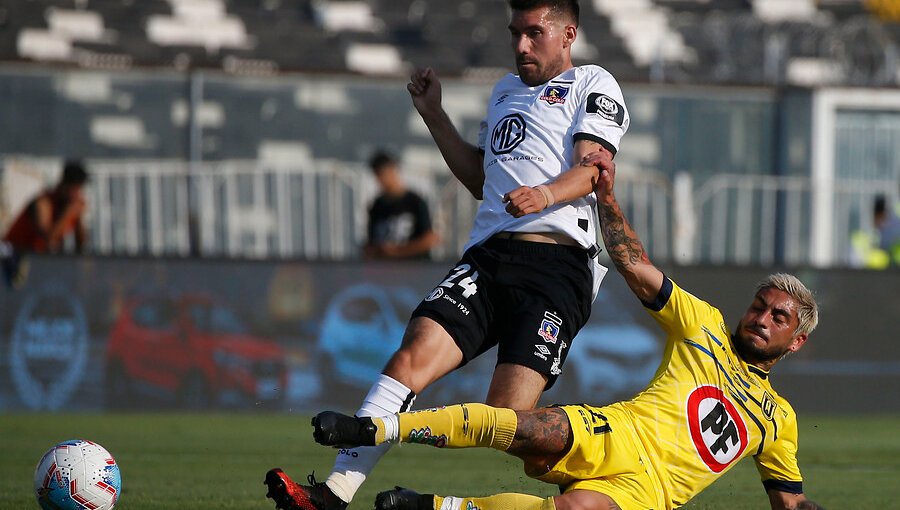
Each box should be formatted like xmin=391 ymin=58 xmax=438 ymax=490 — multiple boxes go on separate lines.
xmin=421 ymin=493 xmax=438 ymax=510
xmin=412 ymin=493 xmax=437 ymax=510
xmin=372 ymin=414 xmax=400 ymax=444
xmin=324 ymin=484 xmax=348 ymax=505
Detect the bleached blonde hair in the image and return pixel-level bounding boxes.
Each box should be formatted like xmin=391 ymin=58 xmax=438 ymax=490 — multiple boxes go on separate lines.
xmin=756 ymin=273 xmax=818 ymax=336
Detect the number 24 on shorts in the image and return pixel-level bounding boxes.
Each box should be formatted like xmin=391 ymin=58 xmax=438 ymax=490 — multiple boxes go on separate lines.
xmin=439 ymin=264 xmax=479 ymax=298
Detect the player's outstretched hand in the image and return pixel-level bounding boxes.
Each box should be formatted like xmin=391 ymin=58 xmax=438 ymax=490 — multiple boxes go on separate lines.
xmin=407 ymin=68 xmax=442 ymax=117
xmin=581 ymin=150 xmax=616 ymax=199
xmin=503 ymin=186 xmax=549 ymax=218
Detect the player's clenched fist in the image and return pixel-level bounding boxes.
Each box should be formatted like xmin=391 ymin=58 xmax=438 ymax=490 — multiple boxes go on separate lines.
xmin=503 ymin=185 xmax=552 ymax=218
xmin=407 ymin=68 xmax=442 ymax=116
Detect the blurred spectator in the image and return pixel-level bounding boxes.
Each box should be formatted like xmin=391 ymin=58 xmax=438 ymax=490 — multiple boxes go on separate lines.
xmin=874 ymin=194 xmax=900 ymax=265
xmin=363 ymin=151 xmax=439 ymax=259
xmin=850 ymin=194 xmax=900 ymax=269
xmin=3 ymin=160 xmax=89 ymax=254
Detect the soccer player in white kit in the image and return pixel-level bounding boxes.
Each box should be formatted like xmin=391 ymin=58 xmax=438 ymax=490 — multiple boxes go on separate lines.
xmin=266 ymin=2 xmax=630 ymax=509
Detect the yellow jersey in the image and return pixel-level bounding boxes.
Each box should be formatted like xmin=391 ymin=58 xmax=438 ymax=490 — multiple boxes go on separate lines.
xmin=621 ymin=276 xmax=804 ymax=507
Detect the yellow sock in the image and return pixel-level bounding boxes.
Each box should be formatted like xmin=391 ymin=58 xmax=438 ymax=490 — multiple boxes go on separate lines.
xmin=385 ymin=403 xmax=517 ymax=451
xmin=432 ymin=493 xmax=555 ymax=510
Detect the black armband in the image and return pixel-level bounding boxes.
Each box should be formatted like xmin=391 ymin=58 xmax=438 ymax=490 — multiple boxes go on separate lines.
xmin=763 ymin=478 xmax=803 ymax=494
xmin=641 ymin=274 xmax=673 ymax=312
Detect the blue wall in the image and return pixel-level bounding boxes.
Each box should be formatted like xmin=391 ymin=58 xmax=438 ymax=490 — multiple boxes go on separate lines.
xmin=0 ymin=256 xmax=897 ymax=414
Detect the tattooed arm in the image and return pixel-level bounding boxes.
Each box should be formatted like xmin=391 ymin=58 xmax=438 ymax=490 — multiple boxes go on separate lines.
xmin=585 ymin=151 xmax=664 ymax=303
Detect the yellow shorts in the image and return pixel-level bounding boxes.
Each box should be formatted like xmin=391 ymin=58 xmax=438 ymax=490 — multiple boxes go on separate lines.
xmin=534 ymin=404 xmax=666 ymax=510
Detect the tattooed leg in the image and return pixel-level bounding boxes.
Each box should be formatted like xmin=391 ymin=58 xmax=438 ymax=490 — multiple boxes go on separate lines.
xmin=508 ymin=407 xmax=574 ymax=477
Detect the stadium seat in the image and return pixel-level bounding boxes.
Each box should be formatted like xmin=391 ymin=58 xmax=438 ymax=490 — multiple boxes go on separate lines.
xmin=17 ymin=28 xmax=72 ymax=62
xmin=146 ymin=0 xmax=251 ymax=53
xmin=752 ymin=0 xmax=818 ymax=23
xmin=46 ymin=8 xmax=107 ymax=42
xmin=0 ymin=0 xmax=897 ymax=86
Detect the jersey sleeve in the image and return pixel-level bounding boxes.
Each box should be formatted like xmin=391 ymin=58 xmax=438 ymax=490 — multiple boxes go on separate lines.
xmin=754 ymin=401 xmax=804 ymax=494
xmin=477 ymin=120 xmax=488 ymax=153
xmin=643 ymin=276 xmax=723 ymax=338
xmin=572 ymin=67 xmax=630 ymax=155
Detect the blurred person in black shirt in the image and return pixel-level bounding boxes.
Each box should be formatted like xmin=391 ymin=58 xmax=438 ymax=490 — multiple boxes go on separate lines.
xmin=364 ymin=151 xmax=439 ymax=259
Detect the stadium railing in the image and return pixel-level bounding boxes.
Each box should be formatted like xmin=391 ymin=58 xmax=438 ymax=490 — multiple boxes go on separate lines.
xmin=3 ymin=158 xmax=891 ymax=268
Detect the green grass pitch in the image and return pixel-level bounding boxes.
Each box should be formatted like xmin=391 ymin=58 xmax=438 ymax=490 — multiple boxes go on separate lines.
xmin=2 ymin=413 xmax=898 ymax=509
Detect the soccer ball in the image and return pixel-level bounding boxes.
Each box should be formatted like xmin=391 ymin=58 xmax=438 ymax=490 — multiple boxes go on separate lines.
xmin=33 ymin=439 xmax=121 ymax=510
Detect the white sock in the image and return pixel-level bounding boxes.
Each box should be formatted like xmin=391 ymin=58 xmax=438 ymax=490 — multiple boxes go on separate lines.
xmin=325 ymin=375 xmax=415 ymax=503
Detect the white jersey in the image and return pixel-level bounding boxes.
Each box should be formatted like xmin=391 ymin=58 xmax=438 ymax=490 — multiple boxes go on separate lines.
xmin=466 ymin=65 xmax=630 ymax=252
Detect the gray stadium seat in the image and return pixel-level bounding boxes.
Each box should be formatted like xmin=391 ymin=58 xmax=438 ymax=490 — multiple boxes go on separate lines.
xmin=0 ymin=0 xmax=895 ymax=86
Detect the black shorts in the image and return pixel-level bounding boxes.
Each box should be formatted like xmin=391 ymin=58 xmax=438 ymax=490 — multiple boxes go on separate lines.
xmin=411 ymin=236 xmax=593 ymax=389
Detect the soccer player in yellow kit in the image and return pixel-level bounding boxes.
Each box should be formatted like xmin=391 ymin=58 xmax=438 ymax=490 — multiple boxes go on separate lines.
xmin=307 ymin=148 xmax=826 ymax=510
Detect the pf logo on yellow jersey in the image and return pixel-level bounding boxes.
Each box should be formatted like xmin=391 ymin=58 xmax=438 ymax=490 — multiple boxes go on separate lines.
xmin=687 ymin=385 xmax=748 ymax=473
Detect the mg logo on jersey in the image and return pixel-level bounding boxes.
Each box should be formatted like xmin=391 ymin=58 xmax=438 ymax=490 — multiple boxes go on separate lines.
xmin=687 ymin=385 xmax=748 ymax=473
xmin=491 ymin=113 xmax=526 ymax=154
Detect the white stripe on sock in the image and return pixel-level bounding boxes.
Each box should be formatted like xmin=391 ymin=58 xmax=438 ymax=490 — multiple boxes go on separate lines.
xmin=440 ymin=496 xmax=464 ymax=510
xmin=381 ymin=414 xmax=399 ymax=443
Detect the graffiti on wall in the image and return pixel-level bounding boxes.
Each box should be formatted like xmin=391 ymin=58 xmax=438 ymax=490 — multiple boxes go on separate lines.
xmin=0 ymin=257 xmax=898 ymax=413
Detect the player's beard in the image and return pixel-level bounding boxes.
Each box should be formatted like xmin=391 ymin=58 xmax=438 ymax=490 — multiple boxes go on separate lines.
xmin=516 ymin=55 xmax=567 ymax=87
xmin=731 ymin=325 xmax=788 ymax=366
